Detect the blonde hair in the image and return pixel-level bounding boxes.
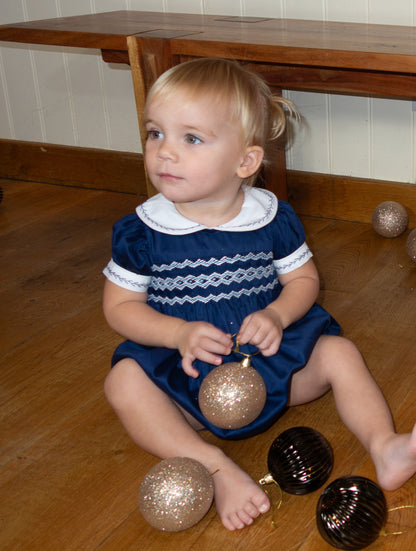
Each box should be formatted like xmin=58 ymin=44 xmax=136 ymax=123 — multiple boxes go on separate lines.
xmin=145 ymin=58 xmax=298 ymax=186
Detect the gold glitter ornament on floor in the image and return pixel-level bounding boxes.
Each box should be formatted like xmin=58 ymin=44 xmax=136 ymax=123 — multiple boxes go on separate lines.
xmin=138 ymin=457 xmax=214 ymax=532
xmin=406 ymin=228 xmax=416 ymax=263
xmin=198 ymin=338 xmax=267 ymax=429
xmin=372 ymin=201 xmax=408 ymax=238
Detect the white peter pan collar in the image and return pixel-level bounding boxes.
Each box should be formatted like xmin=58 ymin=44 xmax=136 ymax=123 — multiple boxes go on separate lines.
xmin=136 ymin=187 xmax=278 ymax=235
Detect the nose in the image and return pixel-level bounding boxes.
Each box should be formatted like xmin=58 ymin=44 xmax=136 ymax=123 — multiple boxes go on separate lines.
xmin=157 ymin=138 xmax=178 ymax=162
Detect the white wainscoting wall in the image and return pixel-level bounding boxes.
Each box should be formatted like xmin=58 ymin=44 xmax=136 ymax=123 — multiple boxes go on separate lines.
xmin=0 ymin=0 xmax=415 ymax=183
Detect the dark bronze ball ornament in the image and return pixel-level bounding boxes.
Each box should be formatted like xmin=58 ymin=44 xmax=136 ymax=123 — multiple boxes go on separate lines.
xmin=316 ymin=475 xmax=387 ymax=550
xmin=260 ymin=426 xmax=334 ymax=495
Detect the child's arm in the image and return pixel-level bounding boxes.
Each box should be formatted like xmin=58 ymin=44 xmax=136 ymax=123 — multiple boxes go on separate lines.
xmin=238 ymin=258 xmax=320 ymax=356
xmin=103 ymin=280 xmax=233 ymax=377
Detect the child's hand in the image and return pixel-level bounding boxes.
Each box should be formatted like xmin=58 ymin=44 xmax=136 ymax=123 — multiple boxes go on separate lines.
xmin=238 ymin=307 xmax=283 ymax=356
xmin=174 ymin=321 xmax=233 ymax=378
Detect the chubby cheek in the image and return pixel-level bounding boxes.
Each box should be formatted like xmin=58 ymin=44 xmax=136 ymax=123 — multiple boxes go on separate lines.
xmin=144 ymin=147 xmax=157 ymax=175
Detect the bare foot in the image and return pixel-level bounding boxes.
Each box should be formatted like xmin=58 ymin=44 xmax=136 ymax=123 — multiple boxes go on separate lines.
xmin=373 ymin=424 xmax=416 ymax=491
xmin=210 ymin=452 xmax=270 ymax=530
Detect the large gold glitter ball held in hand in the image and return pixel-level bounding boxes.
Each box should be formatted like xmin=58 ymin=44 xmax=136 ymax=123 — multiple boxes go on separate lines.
xmin=371 ymin=201 xmax=408 ymax=238
xmin=198 ymin=357 xmax=267 ymax=429
xmin=138 ymin=457 xmax=214 ymax=531
xmin=406 ymin=228 xmax=416 ymax=263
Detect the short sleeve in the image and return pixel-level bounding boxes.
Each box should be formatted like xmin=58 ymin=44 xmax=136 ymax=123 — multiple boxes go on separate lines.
xmin=272 ymin=201 xmax=313 ymax=274
xmin=103 ymin=213 xmax=152 ymax=292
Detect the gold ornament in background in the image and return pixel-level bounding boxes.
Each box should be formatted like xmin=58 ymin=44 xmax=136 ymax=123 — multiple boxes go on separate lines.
xmin=138 ymin=457 xmax=214 ymax=531
xmin=371 ymin=201 xmax=408 ymax=238
xmin=198 ymin=338 xmax=267 ymax=429
xmin=406 ymin=228 xmax=416 ymax=263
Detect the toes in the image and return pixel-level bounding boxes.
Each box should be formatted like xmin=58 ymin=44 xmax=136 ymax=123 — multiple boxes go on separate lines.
xmin=223 ymin=509 xmax=256 ymax=531
xmin=243 ymin=501 xmax=261 ymax=519
xmin=226 ymin=512 xmax=245 ymax=530
xmin=237 ymin=510 xmax=254 ymax=526
xmin=221 ymin=494 xmax=271 ymax=530
xmin=252 ymin=492 xmax=270 ymax=514
xmin=223 ymin=502 xmax=267 ymax=531
xmin=222 ymin=517 xmax=238 ymax=531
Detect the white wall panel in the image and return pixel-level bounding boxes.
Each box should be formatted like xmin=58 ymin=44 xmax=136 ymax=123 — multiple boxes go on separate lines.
xmin=283 ymin=0 xmax=325 ymax=20
xmin=0 ymin=2 xmax=28 ymax=141
xmin=330 ymin=95 xmax=371 ymax=177
xmin=91 ymin=0 xmax=128 ymax=12
xmin=1 ymin=0 xmax=25 ymax=24
xmin=65 ymin=50 xmax=109 ymax=148
xmin=325 ymin=0 xmax=369 ymax=23
xmin=204 ymin=1 xmax=242 ymax=16
xmin=0 ymin=50 xmax=14 ymax=139
xmin=58 ymin=0 xmax=93 ymax=17
xmin=287 ymin=91 xmax=331 ymax=174
xmin=243 ymin=1 xmax=283 ymax=18
xmin=101 ymin=62 xmax=141 ymax=151
xmin=369 ymin=0 xmax=413 ymax=25
xmin=127 ymin=0 xmax=165 ymax=10
xmin=24 ymin=0 xmax=59 ymax=21
xmin=371 ymin=99 xmax=414 ymax=182
xmin=165 ymin=0 xmax=205 ymax=12
xmin=30 ymin=47 xmax=76 ymax=146
xmin=2 ymin=45 xmax=44 ymax=142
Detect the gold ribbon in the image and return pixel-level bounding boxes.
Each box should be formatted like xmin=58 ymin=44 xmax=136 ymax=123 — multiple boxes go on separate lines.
xmin=380 ymin=505 xmax=416 ymax=537
xmin=259 ymin=473 xmax=283 ymax=528
xmin=231 ymin=333 xmax=260 ymax=363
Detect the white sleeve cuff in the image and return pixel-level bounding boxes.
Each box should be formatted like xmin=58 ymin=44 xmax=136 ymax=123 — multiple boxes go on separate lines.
xmin=103 ymin=259 xmax=151 ymax=292
xmin=273 ymin=242 xmax=312 ymax=274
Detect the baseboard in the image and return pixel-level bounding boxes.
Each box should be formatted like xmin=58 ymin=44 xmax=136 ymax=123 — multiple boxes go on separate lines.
xmin=287 ymin=171 xmax=416 ymax=226
xmin=0 ymin=138 xmax=146 ymax=196
xmin=1 ymin=139 xmax=415 ymax=226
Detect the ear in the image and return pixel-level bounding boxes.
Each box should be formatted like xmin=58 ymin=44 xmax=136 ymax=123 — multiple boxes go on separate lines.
xmin=236 ymin=146 xmax=264 ymax=179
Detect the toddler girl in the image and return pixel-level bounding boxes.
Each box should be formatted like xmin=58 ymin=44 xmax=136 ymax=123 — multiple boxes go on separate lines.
xmin=103 ymin=58 xmax=416 ymax=531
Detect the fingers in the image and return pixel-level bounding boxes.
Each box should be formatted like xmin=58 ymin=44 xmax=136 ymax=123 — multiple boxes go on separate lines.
xmin=181 ymin=345 xmax=223 ymax=378
xmin=238 ymin=312 xmax=282 ymax=356
xmin=181 ymin=356 xmax=200 ymax=378
xmin=177 ymin=322 xmax=233 ymax=376
xmin=194 ymin=330 xmax=233 ymax=362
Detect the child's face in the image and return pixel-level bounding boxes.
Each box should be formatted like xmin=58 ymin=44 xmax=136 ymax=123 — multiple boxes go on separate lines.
xmin=144 ymin=88 xmax=250 ymax=211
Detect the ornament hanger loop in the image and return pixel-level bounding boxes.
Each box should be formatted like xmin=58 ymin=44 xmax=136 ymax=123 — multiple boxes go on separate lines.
xmin=380 ymin=505 xmax=416 ymax=537
xmin=231 ymin=333 xmax=260 ymax=359
xmin=259 ymin=473 xmax=283 ymax=528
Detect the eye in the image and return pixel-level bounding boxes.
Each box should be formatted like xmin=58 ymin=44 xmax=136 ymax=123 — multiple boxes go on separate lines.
xmin=147 ymin=129 xmax=162 ymax=140
xmin=185 ymin=134 xmax=202 ymax=145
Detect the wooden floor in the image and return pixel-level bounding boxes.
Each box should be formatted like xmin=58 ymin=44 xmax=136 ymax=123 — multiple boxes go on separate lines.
xmin=1 ymin=179 xmax=416 ymax=550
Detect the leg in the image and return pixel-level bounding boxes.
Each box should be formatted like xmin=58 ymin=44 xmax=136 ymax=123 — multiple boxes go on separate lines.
xmin=104 ymin=358 xmax=270 ymax=530
xmin=289 ymin=335 xmax=416 ymax=491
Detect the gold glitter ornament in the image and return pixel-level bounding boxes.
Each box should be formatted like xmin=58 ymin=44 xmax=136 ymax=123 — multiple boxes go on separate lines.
xmin=372 ymin=201 xmax=408 ymax=238
xmin=406 ymin=228 xmax=416 ymax=263
xmin=138 ymin=457 xmax=214 ymax=532
xmin=198 ymin=355 xmax=267 ymax=429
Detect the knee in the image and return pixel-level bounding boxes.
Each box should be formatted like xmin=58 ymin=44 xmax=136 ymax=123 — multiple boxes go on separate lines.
xmin=104 ymin=358 xmax=141 ymax=407
xmin=332 ymin=335 xmax=361 ymax=356
xmin=318 ymin=335 xmax=363 ymax=369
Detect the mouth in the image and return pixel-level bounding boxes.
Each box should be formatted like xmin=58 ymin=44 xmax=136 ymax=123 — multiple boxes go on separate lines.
xmin=158 ymin=172 xmax=183 ymax=182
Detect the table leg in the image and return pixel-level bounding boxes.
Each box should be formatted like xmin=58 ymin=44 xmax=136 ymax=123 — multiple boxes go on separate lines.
xmin=127 ymin=36 xmax=175 ymax=197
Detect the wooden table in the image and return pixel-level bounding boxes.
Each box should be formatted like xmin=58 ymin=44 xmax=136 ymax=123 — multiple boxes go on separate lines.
xmin=1 ymin=10 xmax=416 ymax=198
